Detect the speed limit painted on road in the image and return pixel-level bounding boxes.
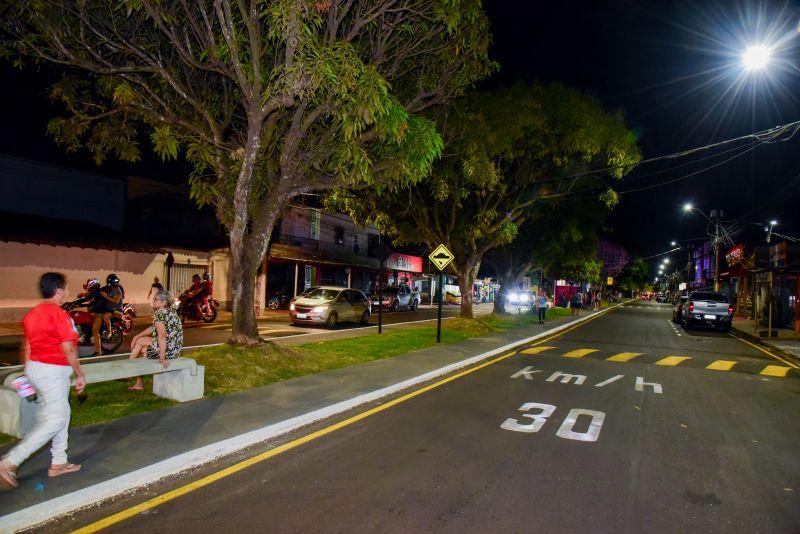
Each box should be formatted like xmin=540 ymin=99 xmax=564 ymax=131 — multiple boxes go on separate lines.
xmin=500 ymin=403 xmax=606 ymax=442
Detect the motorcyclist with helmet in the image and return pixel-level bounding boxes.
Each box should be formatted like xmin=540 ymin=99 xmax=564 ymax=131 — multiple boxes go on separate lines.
xmin=181 ymin=273 xmax=214 ymax=320
xmin=75 ymin=278 xmax=106 ymax=355
xmin=199 ymin=272 xmax=214 ymax=315
xmin=99 ymin=274 xmax=124 ymax=347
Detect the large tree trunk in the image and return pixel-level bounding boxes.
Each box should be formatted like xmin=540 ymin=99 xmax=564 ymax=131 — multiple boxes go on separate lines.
xmin=456 ymin=261 xmax=480 ymax=319
xmin=229 ymin=234 xmax=262 ymax=344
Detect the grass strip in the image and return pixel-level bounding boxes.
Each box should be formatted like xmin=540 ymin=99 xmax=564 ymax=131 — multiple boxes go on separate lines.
xmin=0 ymin=309 xmax=561 ymax=445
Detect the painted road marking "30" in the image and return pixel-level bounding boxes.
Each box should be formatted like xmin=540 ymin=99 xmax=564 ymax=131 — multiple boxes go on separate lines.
xmin=501 ymin=403 xmax=606 ymax=442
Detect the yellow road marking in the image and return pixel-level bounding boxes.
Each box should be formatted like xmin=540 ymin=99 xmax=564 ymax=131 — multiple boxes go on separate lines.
xmin=706 ymin=360 xmax=737 ymax=371
xmin=760 ymin=365 xmax=791 ymax=377
xmin=519 ymin=346 xmax=556 ymax=355
xmin=728 ymin=333 xmax=800 ymax=369
xmin=72 ymin=306 xmax=620 ymax=533
xmin=606 ymin=352 xmax=642 ymax=363
xmin=562 ymin=348 xmax=598 ymax=358
xmin=655 ymin=356 xmax=691 ymax=366
xmin=199 ymin=323 xmax=232 ymax=330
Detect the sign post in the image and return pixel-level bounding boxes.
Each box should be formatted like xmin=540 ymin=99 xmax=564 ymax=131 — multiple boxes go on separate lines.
xmin=374 ymin=242 xmax=393 ymax=334
xmin=429 ymin=244 xmax=455 ymax=343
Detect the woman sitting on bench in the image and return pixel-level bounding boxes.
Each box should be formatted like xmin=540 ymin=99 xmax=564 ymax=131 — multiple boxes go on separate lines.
xmin=128 ymin=290 xmax=184 ymax=391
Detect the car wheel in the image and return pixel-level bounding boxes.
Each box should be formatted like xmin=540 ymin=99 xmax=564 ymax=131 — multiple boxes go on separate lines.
xmin=360 ymin=310 xmax=370 ymax=324
xmin=681 ymin=318 xmax=689 ymax=330
xmin=326 ymin=311 xmax=338 ymax=328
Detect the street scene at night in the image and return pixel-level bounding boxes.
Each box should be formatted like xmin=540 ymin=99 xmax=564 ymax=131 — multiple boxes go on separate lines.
xmin=0 ymin=1 xmax=799 ymax=533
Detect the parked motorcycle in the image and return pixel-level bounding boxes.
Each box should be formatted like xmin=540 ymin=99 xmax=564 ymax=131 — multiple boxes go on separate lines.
xmin=175 ymin=292 xmax=219 ymax=323
xmin=62 ymin=299 xmax=125 ymax=357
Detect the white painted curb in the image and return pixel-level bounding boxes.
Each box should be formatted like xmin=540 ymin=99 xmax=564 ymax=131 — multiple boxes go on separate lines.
xmin=0 ymin=305 xmax=621 ymax=532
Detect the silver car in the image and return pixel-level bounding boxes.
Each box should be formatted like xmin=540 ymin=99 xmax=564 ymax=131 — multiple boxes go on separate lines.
xmin=289 ymin=286 xmax=371 ymax=328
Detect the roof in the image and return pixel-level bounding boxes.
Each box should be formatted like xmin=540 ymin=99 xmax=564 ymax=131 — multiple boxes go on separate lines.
xmin=269 ymin=242 xmax=380 ymax=269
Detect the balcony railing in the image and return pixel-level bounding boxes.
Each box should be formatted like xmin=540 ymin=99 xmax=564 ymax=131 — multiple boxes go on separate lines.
xmin=273 ymin=233 xmax=370 ymax=257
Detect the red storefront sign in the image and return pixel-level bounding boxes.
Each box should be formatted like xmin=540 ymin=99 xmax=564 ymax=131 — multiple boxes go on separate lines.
xmin=725 ymin=244 xmax=744 ymax=266
xmin=385 ymin=252 xmax=422 ymax=273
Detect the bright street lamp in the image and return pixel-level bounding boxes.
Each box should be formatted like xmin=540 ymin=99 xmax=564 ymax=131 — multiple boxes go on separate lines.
xmin=683 ymin=203 xmax=693 ymax=212
xmin=742 ymin=44 xmax=772 ymax=71
xmin=767 ymin=220 xmax=778 ymax=243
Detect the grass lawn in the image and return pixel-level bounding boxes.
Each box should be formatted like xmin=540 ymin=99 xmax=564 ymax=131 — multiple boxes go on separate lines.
xmin=0 ymin=311 xmax=548 ymax=445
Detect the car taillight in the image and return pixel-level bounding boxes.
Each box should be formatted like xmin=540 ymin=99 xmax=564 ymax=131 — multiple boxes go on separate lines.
xmin=728 ymin=305 xmax=734 ymax=314
xmin=688 ymin=302 xmax=694 ymax=312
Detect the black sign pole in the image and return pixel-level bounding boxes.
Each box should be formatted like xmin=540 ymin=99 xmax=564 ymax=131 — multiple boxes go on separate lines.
xmin=437 ymin=270 xmax=443 ymax=343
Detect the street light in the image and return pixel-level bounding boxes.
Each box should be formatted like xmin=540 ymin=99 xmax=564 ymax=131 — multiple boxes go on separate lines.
xmin=766 ymin=220 xmax=778 ymax=243
xmin=742 ymin=44 xmax=772 ymax=71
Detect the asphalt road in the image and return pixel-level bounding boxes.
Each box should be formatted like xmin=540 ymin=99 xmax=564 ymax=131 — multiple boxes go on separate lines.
xmin=62 ymin=300 xmax=800 ymax=533
xmin=0 ymin=304 xmax=475 ymax=367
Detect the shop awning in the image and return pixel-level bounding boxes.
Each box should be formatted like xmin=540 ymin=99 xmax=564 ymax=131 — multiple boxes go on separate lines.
xmin=269 ymin=242 xmax=380 ymax=269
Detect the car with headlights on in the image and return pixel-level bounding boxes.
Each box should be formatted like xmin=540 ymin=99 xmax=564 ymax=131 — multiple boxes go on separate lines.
xmin=507 ymin=289 xmax=532 ymax=306
xmin=289 ymin=286 xmax=370 ymax=328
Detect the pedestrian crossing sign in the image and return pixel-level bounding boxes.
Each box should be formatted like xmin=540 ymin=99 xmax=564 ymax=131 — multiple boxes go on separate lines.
xmin=429 ymin=244 xmax=455 ymax=271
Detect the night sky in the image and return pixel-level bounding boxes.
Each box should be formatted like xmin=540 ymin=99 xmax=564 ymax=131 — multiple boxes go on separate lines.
xmin=2 ymin=1 xmax=799 ymax=265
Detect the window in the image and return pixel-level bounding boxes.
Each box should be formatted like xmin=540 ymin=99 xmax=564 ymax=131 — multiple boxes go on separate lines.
xmin=310 ymin=209 xmax=320 ymax=240
xmin=334 ymin=226 xmax=344 ymax=245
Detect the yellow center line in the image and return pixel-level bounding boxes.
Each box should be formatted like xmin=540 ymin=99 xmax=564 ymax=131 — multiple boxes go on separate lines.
xmin=706 ymin=360 xmax=737 ymax=371
xmin=606 ymin=352 xmax=642 ymax=363
xmin=72 ymin=307 xmax=619 ymax=533
xmin=655 ymin=356 xmax=691 ymax=366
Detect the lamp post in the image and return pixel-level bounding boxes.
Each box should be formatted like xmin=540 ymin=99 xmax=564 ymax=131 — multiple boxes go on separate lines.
xmin=684 ymin=203 xmax=723 ymax=291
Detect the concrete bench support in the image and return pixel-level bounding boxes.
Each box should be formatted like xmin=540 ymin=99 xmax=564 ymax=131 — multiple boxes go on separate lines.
xmin=0 ymin=357 xmax=204 ymax=438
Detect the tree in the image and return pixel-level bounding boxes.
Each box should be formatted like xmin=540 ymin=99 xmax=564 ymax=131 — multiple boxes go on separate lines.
xmin=615 ymin=257 xmax=649 ymax=293
xmin=329 ymin=83 xmax=640 ymax=318
xmin=597 ymin=238 xmax=629 ymax=287
xmin=1 ymin=0 xmax=495 ymax=343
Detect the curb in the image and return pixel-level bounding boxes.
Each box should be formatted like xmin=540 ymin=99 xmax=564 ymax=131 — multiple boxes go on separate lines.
xmin=729 ymin=326 xmax=800 ymax=367
xmin=0 ymin=305 xmax=619 ymax=532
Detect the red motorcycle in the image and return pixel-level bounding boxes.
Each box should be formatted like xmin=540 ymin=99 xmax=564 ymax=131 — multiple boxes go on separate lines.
xmin=62 ymin=299 xmax=125 ymax=357
xmin=175 ymin=291 xmax=218 ymax=323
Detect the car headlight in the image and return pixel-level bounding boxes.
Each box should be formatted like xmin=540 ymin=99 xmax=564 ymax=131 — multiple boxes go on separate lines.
xmin=289 ymin=303 xmax=295 ymax=311
xmin=312 ymin=305 xmax=328 ymax=313
xmin=509 ymin=292 xmax=518 ymax=302
xmin=520 ymin=294 xmax=529 ymax=303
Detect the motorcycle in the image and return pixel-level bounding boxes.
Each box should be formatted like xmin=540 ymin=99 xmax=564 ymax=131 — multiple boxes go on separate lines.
xmin=62 ymin=299 xmax=125 ymax=357
xmin=175 ymin=292 xmax=219 ymax=323
xmin=120 ymin=302 xmax=137 ymax=333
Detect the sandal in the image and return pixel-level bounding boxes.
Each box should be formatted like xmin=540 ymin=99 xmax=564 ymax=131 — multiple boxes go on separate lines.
xmin=48 ymin=463 xmax=81 ymax=478
xmin=0 ymin=459 xmax=18 ymax=489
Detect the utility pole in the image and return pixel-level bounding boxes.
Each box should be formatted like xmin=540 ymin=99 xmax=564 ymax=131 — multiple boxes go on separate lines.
xmin=711 ymin=210 xmax=723 ymax=292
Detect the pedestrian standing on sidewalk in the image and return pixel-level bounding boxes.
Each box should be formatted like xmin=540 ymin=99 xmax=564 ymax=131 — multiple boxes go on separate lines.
xmin=571 ymin=292 xmax=583 ymax=316
xmin=535 ymin=291 xmax=549 ymax=325
xmin=0 ymin=272 xmax=85 ymax=490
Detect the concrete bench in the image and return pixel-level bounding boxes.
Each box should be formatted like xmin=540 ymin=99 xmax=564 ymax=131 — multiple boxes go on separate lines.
xmin=0 ymin=357 xmax=204 ymax=438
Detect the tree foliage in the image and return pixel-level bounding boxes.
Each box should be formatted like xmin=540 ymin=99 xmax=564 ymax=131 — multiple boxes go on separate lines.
xmin=328 ymin=83 xmax=640 ymax=317
xmin=1 ymin=0 xmax=495 ymax=341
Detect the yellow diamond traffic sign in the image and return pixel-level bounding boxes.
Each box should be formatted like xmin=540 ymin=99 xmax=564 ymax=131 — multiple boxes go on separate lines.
xmin=429 ymin=244 xmax=455 ymax=271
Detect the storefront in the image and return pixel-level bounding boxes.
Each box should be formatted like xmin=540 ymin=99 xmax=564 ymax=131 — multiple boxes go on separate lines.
xmin=376 ymin=252 xmax=423 ymax=288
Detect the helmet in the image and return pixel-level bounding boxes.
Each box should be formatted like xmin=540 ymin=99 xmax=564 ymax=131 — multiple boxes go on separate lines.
xmin=203 ymin=272 xmax=212 ymax=281
xmin=106 ymin=273 xmax=120 ymax=286
xmin=84 ymin=278 xmax=100 ymax=291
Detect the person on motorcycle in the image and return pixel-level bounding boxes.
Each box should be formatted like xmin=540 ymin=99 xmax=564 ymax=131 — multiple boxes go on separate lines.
xmin=180 ymin=274 xmax=203 ymax=319
xmin=75 ymin=278 xmax=106 ymax=355
xmin=199 ymin=272 xmax=214 ymax=316
xmin=100 ymin=274 xmax=124 ymax=343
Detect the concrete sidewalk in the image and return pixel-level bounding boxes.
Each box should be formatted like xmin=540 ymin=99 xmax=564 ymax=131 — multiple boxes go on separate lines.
xmin=0 ymin=309 xmax=597 ymax=532
xmin=731 ymin=317 xmax=800 ymax=361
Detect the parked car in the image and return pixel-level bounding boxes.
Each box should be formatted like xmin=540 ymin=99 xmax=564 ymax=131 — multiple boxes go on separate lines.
xmin=672 ymin=295 xmax=688 ymax=323
xmin=289 ymin=286 xmax=370 ymax=327
xmin=370 ymin=285 xmax=420 ymax=311
xmin=680 ymin=291 xmax=733 ymax=332
xmin=655 ymin=292 xmax=668 ymax=303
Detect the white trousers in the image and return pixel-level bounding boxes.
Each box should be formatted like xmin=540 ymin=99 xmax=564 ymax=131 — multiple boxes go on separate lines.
xmin=4 ymin=361 xmax=73 ymax=467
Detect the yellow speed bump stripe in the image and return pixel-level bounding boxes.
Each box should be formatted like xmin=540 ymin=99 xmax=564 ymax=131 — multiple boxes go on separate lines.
xmin=760 ymin=365 xmax=791 ymax=377
xmin=606 ymin=352 xmax=642 ymax=363
xmin=655 ymin=356 xmax=691 ymax=366
xmin=519 ymin=346 xmax=556 ymax=355
xmin=562 ymin=348 xmax=598 ymax=358
xmin=706 ymin=360 xmax=737 ymax=371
